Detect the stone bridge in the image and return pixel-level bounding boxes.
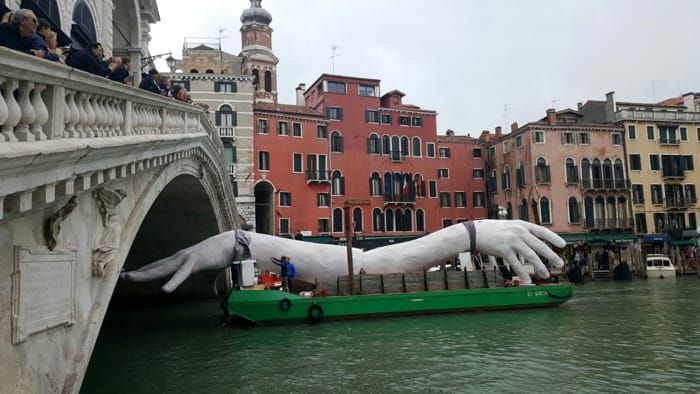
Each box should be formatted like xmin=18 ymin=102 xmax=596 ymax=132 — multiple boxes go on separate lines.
xmin=0 ymin=48 xmax=238 ymax=393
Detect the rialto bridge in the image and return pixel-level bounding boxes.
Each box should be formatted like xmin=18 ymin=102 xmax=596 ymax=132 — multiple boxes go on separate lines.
xmin=0 ymin=47 xmax=238 ymax=393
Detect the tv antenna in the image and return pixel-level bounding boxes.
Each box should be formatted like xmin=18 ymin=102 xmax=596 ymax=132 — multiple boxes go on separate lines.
xmin=551 ymin=97 xmax=560 ymax=108
xmin=330 ymin=44 xmax=340 ymax=73
xmin=652 ymin=80 xmax=662 ymax=102
xmin=218 ymin=26 xmax=226 ymax=61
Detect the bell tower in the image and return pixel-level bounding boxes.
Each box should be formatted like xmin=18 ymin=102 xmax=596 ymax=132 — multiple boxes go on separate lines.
xmin=240 ymin=0 xmax=279 ymax=103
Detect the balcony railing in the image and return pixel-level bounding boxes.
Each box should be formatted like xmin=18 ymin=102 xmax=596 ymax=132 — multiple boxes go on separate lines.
xmin=584 ymin=218 xmax=635 ymax=230
xmin=581 ymin=178 xmax=630 ymax=191
xmin=226 ymin=164 xmax=236 ymax=177
xmin=616 ymin=108 xmax=700 ymax=123
xmin=662 ymin=170 xmax=685 ymax=179
xmin=218 ymin=127 xmax=235 ymax=138
xmin=383 ymin=195 xmax=416 ymax=205
xmin=666 ymin=198 xmax=690 ymax=209
xmin=659 ymin=138 xmax=680 ymax=146
xmin=306 ymin=169 xmax=331 ymax=183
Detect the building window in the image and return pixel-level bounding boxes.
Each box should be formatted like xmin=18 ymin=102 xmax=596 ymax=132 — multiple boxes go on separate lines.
xmin=649 ymin=154 xmax=660 ymax=171
xmin=359 ymin=85 xmax=377 ymax=96
xmin=612 ymin=133 xmax=622 ymax=145
xmin=317 ymin=125 xmax=327 ymax=139
xmin=426 ymin=143 xmax=436 ymax=158
xmin=381 ymin=135 xmax=391 ymax=155
xmin=629 ymin=154 xmax=641 ymax=171
xmin=534 ymin=130 xmax=545 ymax=144
xmin=659 ymin=126 xmax=678 ymax=144
xmin=416 ymin=210 xmax=425 ymax=231
xmin=516 ymin=161 xmax=526 ymax=187
xmin=353 ymin=208 xmax=363 ymax=232
xmin=292 ymin=122 xmax=302 ymax=137
xmin=488 ymin=146 xmax=496 ymax=159
xmin=442 ymin=219 xmax=453 ymax=228
xmin=332 ymin=171 xmax=344 ymax=195
xmin=401 ymin=137 xmax=409 ymax=156
xmin=502 ymin=165 xmax=511 ymax=190
xmin=368 ymin=134 xmax=381 ymax=154
xmin=689 ymin=213 xmax=697 ymax=229
xmin=473 ymin=169 xmax=484 ymax=178
xmin=258 ymin=151 xmax=269 ymax=171
xmin=697 ymin=127 xmax=700 ymax=142
xmin=651 ymin=184 xmax=663 ymax=204
xmin=279 ymin=218 xmax=289 ymax=235
xmin=565 ymin=158 xmax=578 ymax=184
xmin=333 ymin=208 xmax=343 ymax=232
xmin=428 ymin=180 xmax=437 ymax=198
xmin=279 ymin=192 xmax=292 ymax=207
xmin=561 ymin=132 xmax=574 ymax=145
xmin=632 ymin=184 xmax=644 ymax=204
xmin=569 ymin=197 xmax=581 ymax=224
xmin=516 ymin=135 xmax=523 ymax=148
xmin=540 ymin=197 xmax=552 ymax=224
xmin=292 ymin=153 xmax=302 ymax=173
xmin=412 ymin=117 xmax=422 ymax=127
xmin=373 ymin=208 xmax=384 ymax=232
xmin=519 ymin=199 xmax=528 ymax=221
xmin=683 ymin=155 xmax=694 ymax=171
xmin=330 ymin=131 xmax=344 ymax=152
xmin=634 ymin=213 xmax=647 ymax=234
xmin=223 ymin=144 xmax=236 ymax=165
xmin=216 ymin=105 xmax=237 ymax=128
xmin=473 ymin=148 xmax=482 ymax=158
xmin=473 ymin=192 xmax=485 ymax=208
xmin=370 ymin=172 xmax=382 ymax=196
xmin=399 ymin=116 xmax=411 ymax=126
xmin=438 ymin=168 xmax=449 ymax=179
xmin=412 ymin=137 xmax=422 ymax=157
xmin=385 ymin=209 xmax=394 ymax=231
xmin=326 ymin=107 xmax=343 ymax=120
xmin=257 ymin=119 xmax=268 ymax=134
xmin=366 ymin=110 xmax=380 ymax=123
xmin=489 ymin=170 xmax=497 ymax=194
xmin=277 ymin=121 xmax=289 ymax=136
xmin=327 ymin=81 xmax=346 ymax=94
xmin=628 ymin=125 xmax=636 ymax=140
xmin=535 ymin=157 xmax=551 ymax=184
xmin=647 ymin=125 xmax=654 ymax=140
xmin=318 ymin=218 xmax=330 ymax=234
xmin=455 ymin=192 xmax=466 ymax=208
xmin=264 ymin=71 xmax=272 ymax=92
xmin=317 ymin=193 xmax=330 ymax=207
xmin=681 ymin=127 xmax=688 ymax=141
xmin=381 ymin=114 xmax=392 ymax=124
xmin=438 ymin=147 xmax=451 ymax=158
xmin=503 ymin=141 xmax=510 ymax=154
xmin=685 ymin=184 xmax=697 ymax=204
xmin=577 ymin=132 xmax=590 ymax=145
xmin=214 ymin=82 xmax=236 ymax=93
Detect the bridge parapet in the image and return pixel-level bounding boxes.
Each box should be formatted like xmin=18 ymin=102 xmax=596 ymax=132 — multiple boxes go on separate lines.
xmin=0 ymin=47 xmax=235 ymax=226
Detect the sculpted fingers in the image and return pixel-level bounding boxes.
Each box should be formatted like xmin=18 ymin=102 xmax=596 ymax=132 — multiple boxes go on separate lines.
xmin=503 ymin=253 xmax=532 ymax=285
xmin=513 ymin=241 xmax=550 ymax=279
xmin=521 ymin=233 xmax=565 ymax=269
xmin=520 ymin=221 xmax=566 ymax=249
xmin=162 ymin=260 xmax=194 ymax=293
xmin=120 ymin=252 xmax=184 ymax=282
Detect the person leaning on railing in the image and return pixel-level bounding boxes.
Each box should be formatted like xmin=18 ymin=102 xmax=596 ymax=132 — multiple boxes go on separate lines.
xmin=0 ymin=9 xmax=46 ymax=58
xmin=29 ymin=18 xmax=60 ymax=62
xmin=65 ymin=42 xmax=121 ymax=77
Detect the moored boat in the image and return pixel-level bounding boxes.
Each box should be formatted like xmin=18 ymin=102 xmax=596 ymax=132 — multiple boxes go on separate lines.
xmin=645 ymin=254 xmax=676 ymax=279
xmin=226 ymin=283 xmax=574 ymax=325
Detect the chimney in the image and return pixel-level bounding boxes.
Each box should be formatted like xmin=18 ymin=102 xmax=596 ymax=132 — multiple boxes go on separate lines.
xmin=445 ymin=129 xmax=455 ymax=136
xmin=605 ymin=91 xmax=615 ymax=123
xmin=577 ymin=102 xmax=583 ymax=111
xmin=546 ymin=108 xmax=557 ymax=125
xmin=510 ymin=122 xmax=519 ymax=132
xmin=296 ymin=83 xmax=306 ymax=106
xmin=495 ymin=126 xmax=502 ymax=138
xmin=683 ymin=92 xmax=696 ymax=112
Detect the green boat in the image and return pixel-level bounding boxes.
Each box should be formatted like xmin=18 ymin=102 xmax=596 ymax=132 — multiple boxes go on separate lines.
xmin=226 ymin=283 xmax=573 ymax=325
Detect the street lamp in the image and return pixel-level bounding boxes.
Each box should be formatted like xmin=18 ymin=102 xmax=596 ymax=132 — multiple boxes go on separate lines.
xmin=165 ymin=55 xmax=177 ymax=72
xmin=140 ymin=52 xmax=173 ymax=71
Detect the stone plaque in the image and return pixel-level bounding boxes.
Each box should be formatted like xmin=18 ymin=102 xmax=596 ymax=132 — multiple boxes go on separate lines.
xmin=12 ymin=245 xmax=76 ymax=344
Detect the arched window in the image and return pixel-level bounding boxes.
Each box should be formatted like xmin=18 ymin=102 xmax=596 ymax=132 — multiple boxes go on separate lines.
xmin=383 ymin=172 xmax=392 ymax=199
xmin=404 ymin=209 xmax=413 ymax=231
xmin=516 ymin=160 xmax=526 ymax=187
xmin=416 ymin=209 xmax=425 ymax=232
xmin=367 ymin=134 xmax=381 ymax=154
xmin=565 ymin=158 xmax=578 ymax=184
xmin=412 ymin=137 xmax=421 ymax=156
xmin=489 ymin=169 xmax=497 ymax=193
xmin=568 ymin=197 xmax=580 ymax=224
xmin=216 ymin=104 xmax=236 ymax=128
xmin=595 ymin=196 xmax=606 ymax=228
xmin=603 ymin=159 xmax=613 ymax=188
xmin=189 ymin=69 xmax=199 ymax=73
xmin=252 ymin=69 xmax=260 ymax=88
xmin=264 ymin=70 xmax=272 ymax=92
xmin=591 ymin=159 xmax=602 ymax=188
xmin=205 ymin=69 xmax=214 ymax=74
xmin=385 ymin=209 xmax=394 ymax=231
xmin=535 ymin=157 xmax=550 ymax=184
xmin=614 ymin=159 xmax=625 ymax=189
xmin=400 ymin=136 xmax=409 ymax=156
xmin=507 ymin=202 xmax=513 ymax=219
xmin=330 ymin=131 xmax=343 ymax=152
xmin=414 ymin=174 xmax=425 ymax=197
xmin=382 ymin=135 xmax=391 ymax=155
xmin=391 ymin=136 xmax=400 ymax=161
xmin=581 ymin=158 xmax=591 ymax=186
xmin=502 ymin=165 xmax=511 ymax=190
xmin=71 ymin=1 xmax=96 ymax=48
xmin=584 ymin=197 xmax=594 ymax=229
xmin=333 ymin=208 xmax=343 ymax=233
xmin=618 ymin=197 xmax=628 ymax=227
xmin=37 ymin=0 xmax=61 ymax=24
xmin=373 ymin=208 xmax=384 ymax=232
xmin=540 ymin=197 xmax=551 ymax=224
xmin=520 ymin=199 xmax=529 ymax=221
xmin=369 ymin=172 xmax=382 ymax=196
xmin=395 ymin=208 xmax=404 ymax=231
xmin=353 ymin=208 xmax=363 ymax=232
xmin=607 ymin=196 xmax=617 ymax=227
xmin=331 ymin=170 xmax=344 ymax=195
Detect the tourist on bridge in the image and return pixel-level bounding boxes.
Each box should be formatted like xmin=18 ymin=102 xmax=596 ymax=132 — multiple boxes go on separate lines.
xmin=66 ymin=42 xmax=119 ymax=77
xmin=0 ymin=9 xmax=45 ymax=57
xmin=139 ymin=68 xmax=162 ymax=94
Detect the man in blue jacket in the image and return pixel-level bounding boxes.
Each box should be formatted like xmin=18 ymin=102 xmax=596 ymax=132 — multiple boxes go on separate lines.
xmin=271 ymin=256 xmax=296 ymax=292
xmin=66 ymin=42 xmax=117 ymax=77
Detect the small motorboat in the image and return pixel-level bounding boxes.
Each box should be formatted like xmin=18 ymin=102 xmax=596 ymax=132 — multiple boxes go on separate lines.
xmin=645 ymin=254 xmax=676 ymax=279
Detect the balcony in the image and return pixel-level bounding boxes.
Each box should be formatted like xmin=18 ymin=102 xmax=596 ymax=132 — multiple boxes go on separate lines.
xmin=616 ymin=108 xmax=700 ymax=123
xmin=581 ymin=178 xmax=630 ymax=191
xmin=662 ymin=169 xmax=685 ymax=180
xmin=383 ymin=195 xmax=415 ymax=206
xmin=226 ymin=164 xmax=236 ymax=177
xmin=584 ymin=218 xmax=635 ymax=230
xmin=666 ymin=198 xmax=691 ymax=210
xmin=218 ymin=127 xmax=235 ymax=138
xmin=659 ymin=138 xmax=680 ymax=146
xmin=306 ymin=169 xmax=331 ymax=183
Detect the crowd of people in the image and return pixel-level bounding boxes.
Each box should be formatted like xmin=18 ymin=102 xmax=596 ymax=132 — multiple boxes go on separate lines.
xmin=1 ymin=8 xmax=191 ymax=102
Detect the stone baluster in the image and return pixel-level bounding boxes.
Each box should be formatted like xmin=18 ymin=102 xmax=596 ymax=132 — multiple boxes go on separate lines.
xmin=75 ymin=92 xmax=88 ymax=138
xmin=66 ymin=90 xmax=80 ymax=138
xmin=133 ymin=104 xmax=142 ymax=134
xmin=108 ymin=98 xmax=118 ymax=136
xmin=2 ymin=79 xmax=20 ymax=142
xmin=102 ymin=96 xmax=113 ymax=136
xmin=30 ymin=83 xmax=48 ymax=140
xmin=15 ymin=81 xmax=36 ymax=141
xmin=114 ymin=98 xmax=124 ymax=135
xmin=145 ymin=106 xmax=153 ymax=134
xmin=149 ymin=106 xmax=156 ymax=134
xmin=85 ymin=94 xmax=96 ymax=137
xmin=0 ymin=77 xmax=8 ymax=142
xmin=98 ymin=96 xmax=109 ymax=136
xmin=155 ymin=106 xmax=162 ymax=134
xmin=92 ymin=95 xmax=103 ymax=136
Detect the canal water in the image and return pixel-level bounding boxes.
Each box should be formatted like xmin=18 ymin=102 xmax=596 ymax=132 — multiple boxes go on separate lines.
xmin=82 ymin=279 xmax=700 ymax=393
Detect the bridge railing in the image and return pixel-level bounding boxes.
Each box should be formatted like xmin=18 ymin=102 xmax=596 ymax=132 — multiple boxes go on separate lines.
xmin=0 ymin=47 xmax=218 ymax=145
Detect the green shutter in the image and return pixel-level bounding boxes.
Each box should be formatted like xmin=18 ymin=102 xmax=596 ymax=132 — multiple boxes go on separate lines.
xmin=215 ymin=111 xmax=221 ymax=126
xmin=232 ymin=82 xmax=237 ymax=92
xmin=232 ymin=111 xmax=238 ymax=126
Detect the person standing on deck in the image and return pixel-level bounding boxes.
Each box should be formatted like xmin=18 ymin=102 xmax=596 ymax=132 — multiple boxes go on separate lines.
xmin=271 ymin=256 xmax=295 ymax=292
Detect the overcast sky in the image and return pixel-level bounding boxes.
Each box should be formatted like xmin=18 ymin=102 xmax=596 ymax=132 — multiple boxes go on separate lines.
xmin=149 ymin=0 xmax=700 ymax=136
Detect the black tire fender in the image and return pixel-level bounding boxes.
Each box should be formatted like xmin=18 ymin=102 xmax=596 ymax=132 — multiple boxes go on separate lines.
xmin=307 ymin=302 xmax=324 ymax=322
xmin=279 ymin=297 xmax=292 ymax=311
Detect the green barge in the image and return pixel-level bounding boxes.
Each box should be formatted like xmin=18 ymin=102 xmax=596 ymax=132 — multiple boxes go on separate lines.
xmin=226 ymin=283 xmax=573 ymax=325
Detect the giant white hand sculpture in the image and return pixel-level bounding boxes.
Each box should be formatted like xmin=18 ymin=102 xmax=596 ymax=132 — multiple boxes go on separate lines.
xmin=120 ymin=220 xmax=565 ymax=292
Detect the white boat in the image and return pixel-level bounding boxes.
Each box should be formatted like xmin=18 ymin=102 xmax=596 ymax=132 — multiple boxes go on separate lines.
xmin=645 ymin=254 xmax=676 ymax=279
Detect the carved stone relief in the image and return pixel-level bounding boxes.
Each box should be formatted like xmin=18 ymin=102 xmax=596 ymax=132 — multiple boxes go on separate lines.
xmin=91 ymin=188 xmax=127 ymax=277
xmin=46 ymin=195 xmax=78 ymax=251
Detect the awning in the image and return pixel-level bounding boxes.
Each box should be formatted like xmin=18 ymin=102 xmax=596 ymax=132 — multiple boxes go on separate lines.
xmin=669 ymin=239 xmax=697 ymax=246
xmin=640 ymin=234 xmax=668 ymax=243
xmin=558 ymin=232 xmax=635 ymax=245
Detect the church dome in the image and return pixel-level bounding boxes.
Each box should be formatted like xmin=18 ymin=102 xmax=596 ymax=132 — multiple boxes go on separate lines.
xmin=241 ymin=0 xmax=272 ymax=26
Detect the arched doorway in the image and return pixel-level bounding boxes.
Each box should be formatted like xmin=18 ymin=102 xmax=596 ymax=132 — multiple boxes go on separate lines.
xmin=254 ymin=181 xmax=274 ymax=235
